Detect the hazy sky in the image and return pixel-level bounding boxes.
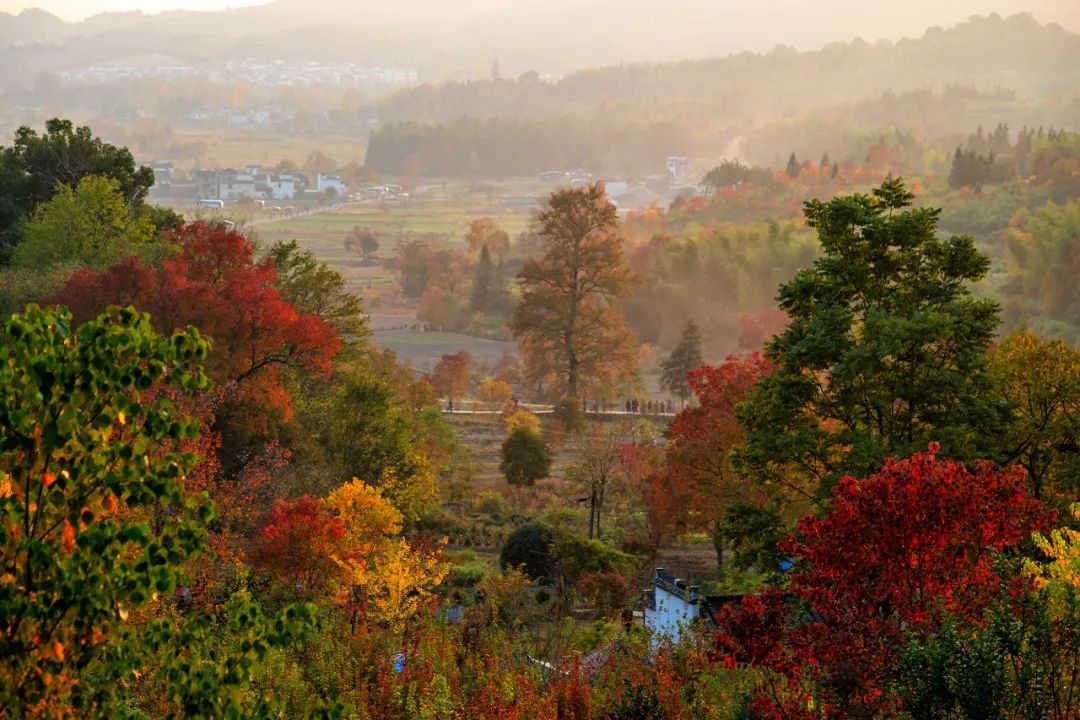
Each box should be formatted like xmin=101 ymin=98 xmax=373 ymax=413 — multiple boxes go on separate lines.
xmin=1 ymin=0 xmax=1077 ymax=35
xmin=0 ymin=0 xmax=268 ymax=19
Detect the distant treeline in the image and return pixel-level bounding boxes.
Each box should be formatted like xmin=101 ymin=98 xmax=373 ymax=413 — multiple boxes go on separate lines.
xmin=364 ymin=117 xmax=690 ymax=177
xmin=378 ymin=14 xmax=1080 ymax=127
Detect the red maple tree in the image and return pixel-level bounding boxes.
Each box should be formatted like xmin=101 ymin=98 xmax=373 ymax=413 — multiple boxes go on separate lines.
xmin=250 ymin=495 xmax=349 ymax=598
xmin=45 ymin=221 xmax=340 ymax=426
xmin=648 ymin=353 xmax=773 ymax=566
xmin=714 ymin=444 xmax=1052 ymax=718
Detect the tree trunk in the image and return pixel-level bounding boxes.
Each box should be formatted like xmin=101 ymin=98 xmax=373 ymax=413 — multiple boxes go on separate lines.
xmin=711 ymin=521 xmax=725 ymax=572
xmin=588 ymin=488 xmax=597 ymax=539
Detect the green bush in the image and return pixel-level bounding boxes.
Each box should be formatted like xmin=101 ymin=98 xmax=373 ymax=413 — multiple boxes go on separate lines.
xmin=500 ymin=523 xmax=557 ymax=582
xmin=499 ymin=427 xmax=552 ymax=487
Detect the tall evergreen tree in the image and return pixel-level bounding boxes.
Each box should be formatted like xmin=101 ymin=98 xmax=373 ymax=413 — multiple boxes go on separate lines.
xmin=660 ymin=319 xmax=704 ymax=404
xmin=470 ymin=245 xmax=498 ymax=313
xmin=785 ymin=152 xmax=801 ymax=178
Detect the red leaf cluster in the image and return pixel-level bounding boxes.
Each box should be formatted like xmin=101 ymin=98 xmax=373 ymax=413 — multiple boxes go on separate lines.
xmin=45 ymin=221 xmax=340 ymax=425
xmin=250 ymin=495 xmax=349 ymax=596
xmin=714 ymin=444 xmax=1052 ymax=718
xmin=648 ymin=353 xmax=773 ymax=541
xmin=737 ymin=309 xmax=788 ymax=352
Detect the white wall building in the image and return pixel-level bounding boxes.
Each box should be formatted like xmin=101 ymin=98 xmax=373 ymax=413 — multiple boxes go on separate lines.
xmin=666 ymin=156 xmax=692 ymax=182
xmin=316 ymin=173 xmax=348 ymax=196
xmin=217 ymin=172 xmax=257 ymax=200
xmin=643 ymin=569 xmax=702 ymax=645
xmin=265 ymin=173 xmax=297 ymax=200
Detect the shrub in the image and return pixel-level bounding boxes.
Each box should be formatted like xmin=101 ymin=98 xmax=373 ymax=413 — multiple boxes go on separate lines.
xmin=500 ymin=427 xmax=552 ymax=487
xmin=500 ymin=523 xmax=557 ymax=582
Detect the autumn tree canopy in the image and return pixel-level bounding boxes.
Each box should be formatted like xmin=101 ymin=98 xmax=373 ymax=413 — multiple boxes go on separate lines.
xmin=431 ymin=351 xmax=473 ymax=405
xmin=990 ymin=330 xmax=1080 ymax=502
xmin=264 ymin=239 xmax=369 ymax=353
xmin=45 ymin=222 xmax=340 ymax=427
xmin=716 ymin=444 xmax=1050 ymax=718
xmin=464 ymin=216 xmax=509 ymax=261
xmin=653 ymin=353 xmax=773 ymax=568
xmin=510 ymin=183 xmax=640 ymax=400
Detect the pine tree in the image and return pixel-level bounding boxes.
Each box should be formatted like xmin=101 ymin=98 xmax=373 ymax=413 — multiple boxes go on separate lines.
xmin=785 ymin=152 xmax=800 ymax=178
xmin=660 ymin=319 xmax=704 ymax=404
xmin=830 ymin=161 xmax=840 ymax=179
xmin=820 ymin=152 xmax=831 ymax=168
xmin=470 ymin=245 xmax=498 ymax=312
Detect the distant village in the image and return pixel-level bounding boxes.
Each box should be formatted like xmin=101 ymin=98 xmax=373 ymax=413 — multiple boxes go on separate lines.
xmin=147 ymin=163 xmax=354 ymax=206
xmin=147 ymin=156 xmax=701 ymax=211
xmin=60 ymin=58 xmax=418 ymax=89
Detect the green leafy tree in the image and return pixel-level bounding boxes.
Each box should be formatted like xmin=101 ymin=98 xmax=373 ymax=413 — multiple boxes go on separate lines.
xmin=500 ymin=523 xmax=557 ymax=582
xmin=550 ymin=531 xmax=635 ymax=583
xmin=0 ymin=119 xmax=154 ymax=257
xmin=500 ymin=427 xmax=552 ymax=487
xmin=659 ymin=319 xmax=704 ymax=404
xmin=265 ymin=239 xmax=369 ymax=354
xmin=701 ymin=160 xmax=769 ymax=191
xmin=898 ymin=591 xmax=1080 ymax=720
xmin=328 ymin=374 xmax=422 ymax=484
xmin=0 ymin=305 xmax=328 ymax=717
xmin=0 ymin=305 xmax=211 ymax=714
xmin=734 ymin=178 xmax=1004 ymax=506
xmin=11 ymin=175 xmax=156 ymax=270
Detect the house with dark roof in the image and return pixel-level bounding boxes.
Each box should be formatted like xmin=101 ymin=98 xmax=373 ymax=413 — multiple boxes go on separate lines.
xmin=642 ymin=568 xmax=742 ymax=645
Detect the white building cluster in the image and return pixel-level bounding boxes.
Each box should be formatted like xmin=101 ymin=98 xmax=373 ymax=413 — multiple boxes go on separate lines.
xmin=148 ymin=163 xmax=349 ymax=203
xmin=60 ymin=59 xmax=418 ymax=89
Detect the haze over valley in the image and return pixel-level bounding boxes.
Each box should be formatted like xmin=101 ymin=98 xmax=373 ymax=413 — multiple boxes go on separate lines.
xmin=1 ymin=2 xmax=1079 ymax=718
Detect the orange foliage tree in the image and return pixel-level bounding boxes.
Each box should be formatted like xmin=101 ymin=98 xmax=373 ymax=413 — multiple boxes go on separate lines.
xmin=510 ymin=183 xmax=640 ymax=401
xmin=430 ymin=351 xmax=473 ymax=406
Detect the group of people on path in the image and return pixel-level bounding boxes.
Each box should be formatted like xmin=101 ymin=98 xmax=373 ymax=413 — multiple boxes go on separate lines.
xmin=620 ymin=398 xmax=675 ymax=415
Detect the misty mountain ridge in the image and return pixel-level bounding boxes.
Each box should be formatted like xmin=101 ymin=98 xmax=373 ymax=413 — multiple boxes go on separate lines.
xmin=375 ymin=13 xmax=1080 ymax=127
xmin=1 ymin=0 xmax=1078 ymax=82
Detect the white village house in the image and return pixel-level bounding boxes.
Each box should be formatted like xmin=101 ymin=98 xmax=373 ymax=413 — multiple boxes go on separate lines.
xmin=643 ymin=568 xmax=738 ymax=645
xmin=316 ymin=173 xmax=348 ymax=196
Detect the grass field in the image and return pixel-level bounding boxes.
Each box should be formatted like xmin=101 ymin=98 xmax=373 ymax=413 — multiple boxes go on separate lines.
xmin=254 ymin=196 xmax=535 ymax=290
xmin=173 ymin=128 xmax=369 ymax=171
xmin=372 ymin=329 xmax=517 ymax=371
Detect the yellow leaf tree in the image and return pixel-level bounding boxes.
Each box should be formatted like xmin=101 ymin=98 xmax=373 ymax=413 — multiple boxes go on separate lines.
xmin=326 ymin=478 xmax=447 ymax=632
xmin=1028 ymin=505 xmax=1080 ymax=618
